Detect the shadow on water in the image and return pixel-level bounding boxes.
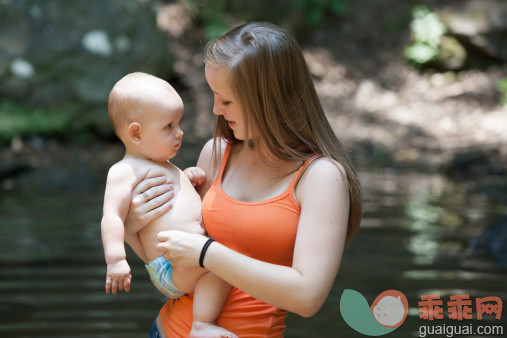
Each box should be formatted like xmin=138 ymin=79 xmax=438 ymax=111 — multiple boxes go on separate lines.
xmin=1 ymin=152 xmax=506 ymax=337
xmin=0 ymin=189 xmax=166 ymax=338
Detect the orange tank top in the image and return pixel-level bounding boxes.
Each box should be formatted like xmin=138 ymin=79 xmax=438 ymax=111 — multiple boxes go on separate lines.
xmin=159 ymin=142 xmax=316 ymax=337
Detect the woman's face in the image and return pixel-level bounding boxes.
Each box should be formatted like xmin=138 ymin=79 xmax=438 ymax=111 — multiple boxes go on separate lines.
xmin=205 ymin=65 xmax=249 ymax=140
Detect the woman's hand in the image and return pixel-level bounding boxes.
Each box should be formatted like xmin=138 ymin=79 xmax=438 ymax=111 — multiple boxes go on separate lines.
xmin=156 ymin=230 xmax=208 ymax=268
xmin=124 ymin=176 xmax=175 ymax=238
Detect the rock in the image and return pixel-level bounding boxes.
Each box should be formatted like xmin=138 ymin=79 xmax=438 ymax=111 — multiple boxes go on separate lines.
xmin=442 ymin=147 xmax=507 ymax=180
xmin=437 ymin=36 xmax=467 ymax=70
xmin=437 ymin=0 xmax=507 ymax=62
xmin=0 ymin=0 xmax=173 ymax=105
xmin=0 ymin=162 xmax=31 ymax=179
xmin=469 ymin=215 xmax=507 ymax=267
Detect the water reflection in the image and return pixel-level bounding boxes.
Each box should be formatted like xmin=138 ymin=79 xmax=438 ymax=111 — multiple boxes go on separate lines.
xmin=0 ymin=169 xmax=506 ymax=337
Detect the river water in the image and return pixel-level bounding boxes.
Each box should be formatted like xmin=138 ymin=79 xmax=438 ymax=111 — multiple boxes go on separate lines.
xmin=0 ymin=155 xmax=506 ymax=337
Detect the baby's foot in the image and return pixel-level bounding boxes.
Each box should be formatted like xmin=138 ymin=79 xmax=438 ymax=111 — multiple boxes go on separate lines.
xmin=189 ymin=321 xmax=237 ymax=338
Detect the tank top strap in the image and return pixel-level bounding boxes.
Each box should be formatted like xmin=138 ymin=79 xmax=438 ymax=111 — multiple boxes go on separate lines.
xmin=216 ymin=141 xmax=233 ymax=182
xmin=287 ymin=155 xmax=320 ymax=191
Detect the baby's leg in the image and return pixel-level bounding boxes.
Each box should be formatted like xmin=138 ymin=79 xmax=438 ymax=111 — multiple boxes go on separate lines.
xmin=190 ymin=273 xmax=236 ymax=338
xmin=171 ymin=267 xmax=207 ymax=294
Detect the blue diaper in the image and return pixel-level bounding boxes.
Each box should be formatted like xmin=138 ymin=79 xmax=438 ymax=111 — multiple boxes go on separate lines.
xmin=145 ymin=256 xmax=185 ymax=299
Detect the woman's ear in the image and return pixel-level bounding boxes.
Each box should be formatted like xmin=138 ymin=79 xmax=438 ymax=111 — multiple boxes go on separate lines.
xmin=128 ymin=122 xmax=142 ymax=144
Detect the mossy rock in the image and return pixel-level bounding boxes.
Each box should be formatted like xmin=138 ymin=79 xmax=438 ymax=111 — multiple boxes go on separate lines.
xmin=437 ymin=35 xmax=467 ymax=70
xmin=0 ymin=0 xmax=174 ymax=106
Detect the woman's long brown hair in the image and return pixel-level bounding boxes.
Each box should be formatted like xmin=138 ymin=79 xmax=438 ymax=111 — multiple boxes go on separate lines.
xmin=204 ymin=22 xmax=362 ymax=246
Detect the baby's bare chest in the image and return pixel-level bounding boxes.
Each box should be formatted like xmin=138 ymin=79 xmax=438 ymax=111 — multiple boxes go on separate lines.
xmin=123 ymin=158 xmax=202 ymax=230
xmin=141 ymin=166 xmax=203 ymax=235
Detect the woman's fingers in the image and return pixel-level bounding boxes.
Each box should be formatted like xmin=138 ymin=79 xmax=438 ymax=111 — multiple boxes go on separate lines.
xmin=155 ymin=231 xmax=208 ymax=267
xmin=130 ymin=176 xmax=172 ymax=215
xmin=157 ymin=230 xmax=176 ymax=242
xmin=155 ymin=235 xmax=171 ymax=252
xmin=142 ymin=198 xmax=173 ymax=224
xmin=132 ymin=176 xmax=168 ymax=195
xmin=132 ymin=187 xmax=174 ymax=224
xmin=145 ymin=189 xmax=175 ymax=212
xmin=156 ymin=232 xmax=174 ymax=260
xmin=125 ymin=184 xmax=174 ymax=234
xmin=155 ymin=240 xmax=173 ymax=262
xmin=156 ymin=242 xmax=168 ymax=252
xmin=143 ymin=184 xmax=174 ymax=204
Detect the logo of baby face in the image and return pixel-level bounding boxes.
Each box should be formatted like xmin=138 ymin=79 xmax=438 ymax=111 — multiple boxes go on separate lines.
xmin=340 ymin=289 xmax=409 ymax=336
xmin=371 ymin=290 xmax=409 ymax=328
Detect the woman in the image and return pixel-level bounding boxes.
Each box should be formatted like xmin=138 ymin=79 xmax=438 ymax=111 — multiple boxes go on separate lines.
xmin=126 ymin=22 xmax=362 ymax=337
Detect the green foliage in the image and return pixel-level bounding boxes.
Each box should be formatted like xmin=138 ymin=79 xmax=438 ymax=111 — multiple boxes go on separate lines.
xmin=404 ymin=5 xmax=446 ymax=66
xmin=0 ymin=101 xmax=114 ymax=145
xmin=185 ymin=0 xmax=346 ymax=41
xmin=384 ymin=16 xmax=405 ymax=34
xmin=185 ymin=0 xmax=229 ymax=41
xmin=295 ymin=0 xmax=346 ymax=29
xmin=0 ymin=101 xmax=76 ymax=144
xmin=496 ymin=78 xmax=507 ymax=107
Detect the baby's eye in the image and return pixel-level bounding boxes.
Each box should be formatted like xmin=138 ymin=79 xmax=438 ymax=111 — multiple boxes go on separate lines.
xmin=166 ymin=123 xmax=172 ymax=129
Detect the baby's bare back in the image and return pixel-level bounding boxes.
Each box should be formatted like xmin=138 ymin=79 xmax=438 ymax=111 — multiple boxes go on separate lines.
xmin=123 ymin=157 xmax=204 ymax=261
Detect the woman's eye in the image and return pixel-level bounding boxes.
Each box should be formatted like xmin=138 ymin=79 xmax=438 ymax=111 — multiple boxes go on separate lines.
xmin=166 ymin=124 xmax=172 ymax=129
xmin=222 ymin=101 xmax=230 ymax=106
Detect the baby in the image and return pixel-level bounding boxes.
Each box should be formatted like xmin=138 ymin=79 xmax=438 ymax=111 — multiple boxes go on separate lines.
xmin=101 ymin=72 xmax=235 ymax=338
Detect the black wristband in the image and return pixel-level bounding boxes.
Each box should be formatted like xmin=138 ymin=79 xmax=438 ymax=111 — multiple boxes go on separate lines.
xmin=199 ymin=238 xmax=215 ymax=268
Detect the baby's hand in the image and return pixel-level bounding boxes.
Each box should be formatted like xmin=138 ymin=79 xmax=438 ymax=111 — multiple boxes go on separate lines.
xmin=183 ymin=167 xmax=206 ymax=187
xmin=105 ymin=259 xmax=131 ymax=295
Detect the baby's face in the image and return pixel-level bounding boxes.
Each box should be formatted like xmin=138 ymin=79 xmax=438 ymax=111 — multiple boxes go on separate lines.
xmin=138 ymin=93 xmax=184 ymax=162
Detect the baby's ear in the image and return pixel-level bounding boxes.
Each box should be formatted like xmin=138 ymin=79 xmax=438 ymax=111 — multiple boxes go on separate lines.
xmin=128 ymin=122 xmax=142 ymax=144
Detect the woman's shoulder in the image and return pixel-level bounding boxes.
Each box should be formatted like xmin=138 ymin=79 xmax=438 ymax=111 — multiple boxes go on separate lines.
xmin=201 ymin=138 xmax=228 ymax=156
xmin=197 ymin=137 xmax=230 ymax=183
xmin=304 ymin=156 xmax=347 ymax=181
xmin=295 ymin=156 xmax=348 ymax=203
xmin=198 ymin=138 xmax=228 ymax=165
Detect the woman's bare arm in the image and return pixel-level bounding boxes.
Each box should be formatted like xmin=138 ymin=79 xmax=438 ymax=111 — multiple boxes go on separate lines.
xmin=157 ymin=158 xmax=349 ymax=317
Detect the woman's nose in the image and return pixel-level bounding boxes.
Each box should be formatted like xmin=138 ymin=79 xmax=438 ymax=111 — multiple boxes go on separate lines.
xmin=212 ymin=98 xmax=223 ymax=116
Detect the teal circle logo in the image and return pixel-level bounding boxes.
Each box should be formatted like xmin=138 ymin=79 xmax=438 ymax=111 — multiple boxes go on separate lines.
xmin=340 ymin=289 xmax=409 ymax=336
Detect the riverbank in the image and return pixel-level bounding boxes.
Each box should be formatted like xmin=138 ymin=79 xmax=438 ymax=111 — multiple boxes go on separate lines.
xmin=2 ymin=1 xmax=506 ymax=192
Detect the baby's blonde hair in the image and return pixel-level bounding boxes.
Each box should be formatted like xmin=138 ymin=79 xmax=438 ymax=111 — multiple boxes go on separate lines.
xmin=108 ymin=72 xmax=176 ymax=136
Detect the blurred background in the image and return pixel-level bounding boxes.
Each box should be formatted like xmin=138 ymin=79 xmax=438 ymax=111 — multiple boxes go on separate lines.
xmin=0 ymin=0 xmax=506 ymax=337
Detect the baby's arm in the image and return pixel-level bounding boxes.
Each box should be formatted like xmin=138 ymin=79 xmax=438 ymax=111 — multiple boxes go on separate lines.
xmin=183 ymin=166 xmax=206 ymax=187
xmin=101 ymin=163 xmax=138 ymax=294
